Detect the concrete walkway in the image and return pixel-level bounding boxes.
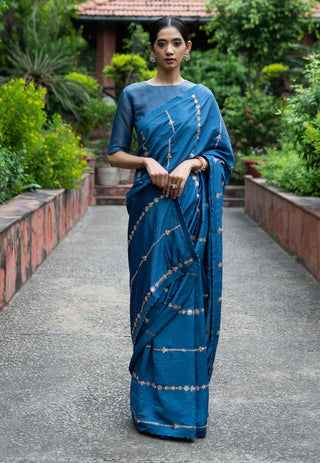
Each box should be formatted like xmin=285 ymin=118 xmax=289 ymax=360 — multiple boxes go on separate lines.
xmin=0 ymin=206 xmax=319 ymax=463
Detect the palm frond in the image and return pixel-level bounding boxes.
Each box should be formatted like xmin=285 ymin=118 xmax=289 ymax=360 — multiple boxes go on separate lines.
xmin=8 ymin=45 xmax=90 ymax=116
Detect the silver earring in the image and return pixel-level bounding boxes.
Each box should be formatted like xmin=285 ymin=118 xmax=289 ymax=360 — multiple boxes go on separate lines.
xmin=183 ymin=51 xmax=191 ymax=62
xmin=150 ymin=53 xmax=157 ymax=63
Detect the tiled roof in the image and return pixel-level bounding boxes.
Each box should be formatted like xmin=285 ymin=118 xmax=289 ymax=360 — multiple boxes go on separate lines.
xmin=76 ymin=0 xmax=320 ymax=20
xmin=75 ymin=0 xmax=212 ymax=20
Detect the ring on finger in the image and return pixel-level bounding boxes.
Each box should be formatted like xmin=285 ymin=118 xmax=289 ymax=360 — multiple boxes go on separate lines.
xmin=170 ymin=183 xmax=177 ymax=189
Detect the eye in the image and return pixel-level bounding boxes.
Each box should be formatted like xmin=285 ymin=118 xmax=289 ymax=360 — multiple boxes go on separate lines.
xmin=157 ymin=41 xmax=166 ymax=48
xmin=173 ymin=40 xmax=183 ymax=47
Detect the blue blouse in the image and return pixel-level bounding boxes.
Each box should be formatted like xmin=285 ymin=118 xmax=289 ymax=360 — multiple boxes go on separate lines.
xmin=108 ymin=80 xmax=195 ymax=154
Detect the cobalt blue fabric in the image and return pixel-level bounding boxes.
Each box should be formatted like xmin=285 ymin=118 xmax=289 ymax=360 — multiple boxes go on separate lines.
xmin=108 ymin=80 xmax=195 ymax=155
xmin=119 ymin=84 xmax=233 ymax=439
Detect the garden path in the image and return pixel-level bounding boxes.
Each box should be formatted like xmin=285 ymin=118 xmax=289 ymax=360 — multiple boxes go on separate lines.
xmin=0 ymin=206 xmax=319 ymax=463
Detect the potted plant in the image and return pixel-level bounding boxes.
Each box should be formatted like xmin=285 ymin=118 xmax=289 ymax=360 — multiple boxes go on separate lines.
xmin=95 ymin=153 xmax=120 ymax=186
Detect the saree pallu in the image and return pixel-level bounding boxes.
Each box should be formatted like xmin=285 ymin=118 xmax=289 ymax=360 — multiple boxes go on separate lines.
xmin=126 ymin=85 xmax=234 ymax=439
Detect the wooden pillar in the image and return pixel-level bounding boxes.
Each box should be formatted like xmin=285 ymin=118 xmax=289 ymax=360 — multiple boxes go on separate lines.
xmin=96 ymin=22 xmax=116 ymax=95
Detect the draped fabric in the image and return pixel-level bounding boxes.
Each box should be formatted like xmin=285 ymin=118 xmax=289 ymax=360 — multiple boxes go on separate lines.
xmin=125 ymin=84 xmax=234 ymax=439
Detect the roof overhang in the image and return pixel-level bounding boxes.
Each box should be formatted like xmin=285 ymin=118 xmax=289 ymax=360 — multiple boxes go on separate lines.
xmin=76 ymin=15 xmax=211 ymax=23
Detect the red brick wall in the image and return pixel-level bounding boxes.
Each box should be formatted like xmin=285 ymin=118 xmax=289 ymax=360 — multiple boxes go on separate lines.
xmin=0 ymin=174 xmax=91 ymax=309
xmin=245 ymin=176 xmax=320 ymax=281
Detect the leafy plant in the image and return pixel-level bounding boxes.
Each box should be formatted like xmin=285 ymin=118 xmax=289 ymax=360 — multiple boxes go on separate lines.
xmin=30 ymin=114 xmax=89 ymax=190
xmin=260 ymin=142 xmax=320 ymax=196
xmin=0 ymin=78 xmax=90 ymax=199
xmin=65 ymin=72 xmax=100 ymax=97
xmin=304 ymin=112 xmax=320 ymax=169
xmin=76 ymin=96 xmax=117 ymax=144
xmin=262 ymin=63 xmax=289 ymax=95
xmin=1 ymin=0 xmax=86 ymax=74
xmin=8 ymin=48 xmax=89 ymax=115
xmin=0 ymin=0 xmax=8 ymax=39
xmin=182 ymin=49 xmax=247 ymax=107
xmin=0 ymin=144 xmax=27 ymax=204
xmin=281 ymin=54 xmax=320 ymax=168
xmin=205 ymin=0 xmax=317 ymax=87
xmin=0 ymin=77 xmax=46 ymax=154
xmin=123 ymin=23 xmax=151 ymax=65
xmin=222 ymin=89 xmax=281 ymax=155
xmin=103 ymin=53 xmax=156 ymax=98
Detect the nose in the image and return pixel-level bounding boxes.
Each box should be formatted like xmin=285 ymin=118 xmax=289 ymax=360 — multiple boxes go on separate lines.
xmin=166 ymin=43 xmax=174 ymax=54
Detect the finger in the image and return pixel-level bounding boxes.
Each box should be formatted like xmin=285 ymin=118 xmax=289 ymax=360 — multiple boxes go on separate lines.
xmin=170 ymin=182 xmax=180 ymax=199
xmin=177 ymin=182 xmax=184 ymax=197
xmin=151 ymin=172 xmax=168 ymax=188
xmin=163 ymin=178 xmax=172 ymax=197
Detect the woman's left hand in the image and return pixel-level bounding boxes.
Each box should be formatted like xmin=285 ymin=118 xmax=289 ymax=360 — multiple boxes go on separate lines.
xmin=163 ymin=160 xmax=194 ymax=199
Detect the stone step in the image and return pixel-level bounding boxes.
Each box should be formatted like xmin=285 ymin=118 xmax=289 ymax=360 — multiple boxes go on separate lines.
xmin=95 ymin=196 xmax=244 ymax=207
xmin=94 ymin=184 xmax=131 ymax=197
xmin=223 ymin=197 xmax=245 ymax=208
xmin=225 ymin=185 xmax=245 ymax=198
xmin=93 ymin=183 xmax=245 ymax=207
xmin=95 ymin=196 xmax=127 ymax=205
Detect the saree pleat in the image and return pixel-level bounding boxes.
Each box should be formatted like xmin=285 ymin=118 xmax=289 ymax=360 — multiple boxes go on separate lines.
xmin=126 ymin=85 xmax=233 ymax=439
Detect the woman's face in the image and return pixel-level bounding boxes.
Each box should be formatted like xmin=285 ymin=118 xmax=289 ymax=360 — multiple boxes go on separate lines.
xmin=148 ymin=26 xmax=192 ymax=71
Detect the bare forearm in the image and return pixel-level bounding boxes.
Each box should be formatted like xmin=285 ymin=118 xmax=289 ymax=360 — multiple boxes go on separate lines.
xmin=108 ymin=152 xmax=207 ymax=172
xmin=107 ymin=151 xmax=147 ymax=169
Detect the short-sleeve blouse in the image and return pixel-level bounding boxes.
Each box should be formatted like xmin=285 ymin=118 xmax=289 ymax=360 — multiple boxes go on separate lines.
xmin=108 ymin=80 xmax=195 ymax=154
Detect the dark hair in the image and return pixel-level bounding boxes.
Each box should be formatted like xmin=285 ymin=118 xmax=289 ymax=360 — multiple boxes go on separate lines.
xmin=149 ymin=17 xmax=190 ymax=48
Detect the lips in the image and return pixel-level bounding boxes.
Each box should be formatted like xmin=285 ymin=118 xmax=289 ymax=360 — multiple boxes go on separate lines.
xmin=165 ymin=58 xmax=175 ymax=63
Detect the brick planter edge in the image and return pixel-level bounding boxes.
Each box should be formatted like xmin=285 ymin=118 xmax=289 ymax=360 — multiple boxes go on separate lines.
xmin=245 ymin=175 xmax=320 ymax=281
xmin=0 ymin=173 xmax=90 ymax=310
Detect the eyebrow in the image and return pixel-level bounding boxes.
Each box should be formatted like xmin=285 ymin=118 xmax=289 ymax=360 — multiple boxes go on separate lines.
xmin=156 ymin=37 xmax=183 ymax=42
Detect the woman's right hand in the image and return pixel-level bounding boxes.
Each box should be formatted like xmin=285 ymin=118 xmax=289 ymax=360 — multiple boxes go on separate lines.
xmin=144 ymin=158 xmax=169 ymax=189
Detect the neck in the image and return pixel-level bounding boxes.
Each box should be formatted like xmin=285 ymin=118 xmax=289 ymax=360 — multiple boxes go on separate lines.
xmin=150 ymin=69 xmax=184 ymax=86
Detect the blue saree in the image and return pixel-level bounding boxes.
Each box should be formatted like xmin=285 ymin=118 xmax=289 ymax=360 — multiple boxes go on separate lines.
xmin=110 ymin=83 xmax=234 ymax=439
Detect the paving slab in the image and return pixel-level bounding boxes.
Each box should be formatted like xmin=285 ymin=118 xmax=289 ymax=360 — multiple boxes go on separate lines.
xmin=0 ymin=206 xmax=319 ymax=463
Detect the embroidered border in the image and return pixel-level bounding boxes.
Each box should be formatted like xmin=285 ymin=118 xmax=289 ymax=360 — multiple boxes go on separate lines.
xmin=145 ymin=345 xmax=207 ymax=354
xmin=130 ymin=225 xmax=181 ymax=287
xmin=178 ymin=307 xmax=205 ymax=316
xmin=133 ymin=414 xmax=207 ymax=431
xmin=140 ymin=130 xmax=149 ymax=157
xmin=131 ymin=258 xmax=194 ymax=337
xmin=128 ymin=195 xmax=164 ymax=247
xmin=132 ymin=371 xmax=209 ymax=392
xmin=215 ymin=116 xmax=222 ymax=148
xmin=165 ymin=110 xmax=175 ymax=133
xmin=167 ymin=137 xmax=172 ymax=170
xmin=189 ymin=94 xmax=201 ymax=158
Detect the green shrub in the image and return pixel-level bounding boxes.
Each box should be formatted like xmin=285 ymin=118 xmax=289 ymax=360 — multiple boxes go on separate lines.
xmin=76 ymin=97 xmax=117 ymax=143
xmin=222 ymin=89 xmax=281 ymax=155
xmin=65 ymin=72 xmax=100 ymax=97
xmin=182 ymin=50 xmax=247 ymax=107
xmin=0 ymin=145 xmax=27 ymax=204
xmin=0 ymin=78 xmax=90 ymax=200
xmin=30 ymin=114 xmax=89 ymax=190
xmin=262 ymin=63 xmax=289 ymax=81
xmin=262 ymin=63 xmax=289 ymax=95
xmin=304 ymin=112 xmax=320 ymax=169
xmin=0 ymin=78 xmax=46 ymax=154
xmin=281 ymin=54 xmax=320 ymax=169
xmin=103 ymin=53 xmax=156 ymax=98
xmin=260 ymin=142 xmax=320 ymax=196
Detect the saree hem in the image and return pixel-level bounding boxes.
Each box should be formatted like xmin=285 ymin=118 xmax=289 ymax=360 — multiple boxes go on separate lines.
xmin=132 ymin=413 xmax=207 ymax=439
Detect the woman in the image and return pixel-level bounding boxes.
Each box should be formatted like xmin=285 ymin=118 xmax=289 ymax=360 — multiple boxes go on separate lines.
xmin=108 ymin=17 xmax=234 ymax=440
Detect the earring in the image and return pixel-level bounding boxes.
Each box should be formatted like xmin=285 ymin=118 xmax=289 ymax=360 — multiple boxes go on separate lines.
xmin=183 ymin=51 xmax=191 ymax=62
xmin=150 ymin=53 xmax=157 ymax=63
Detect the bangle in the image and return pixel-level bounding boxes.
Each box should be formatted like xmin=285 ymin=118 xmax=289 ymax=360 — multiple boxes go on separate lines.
xmin=192 ymin=156 xmax=208 ymax=173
